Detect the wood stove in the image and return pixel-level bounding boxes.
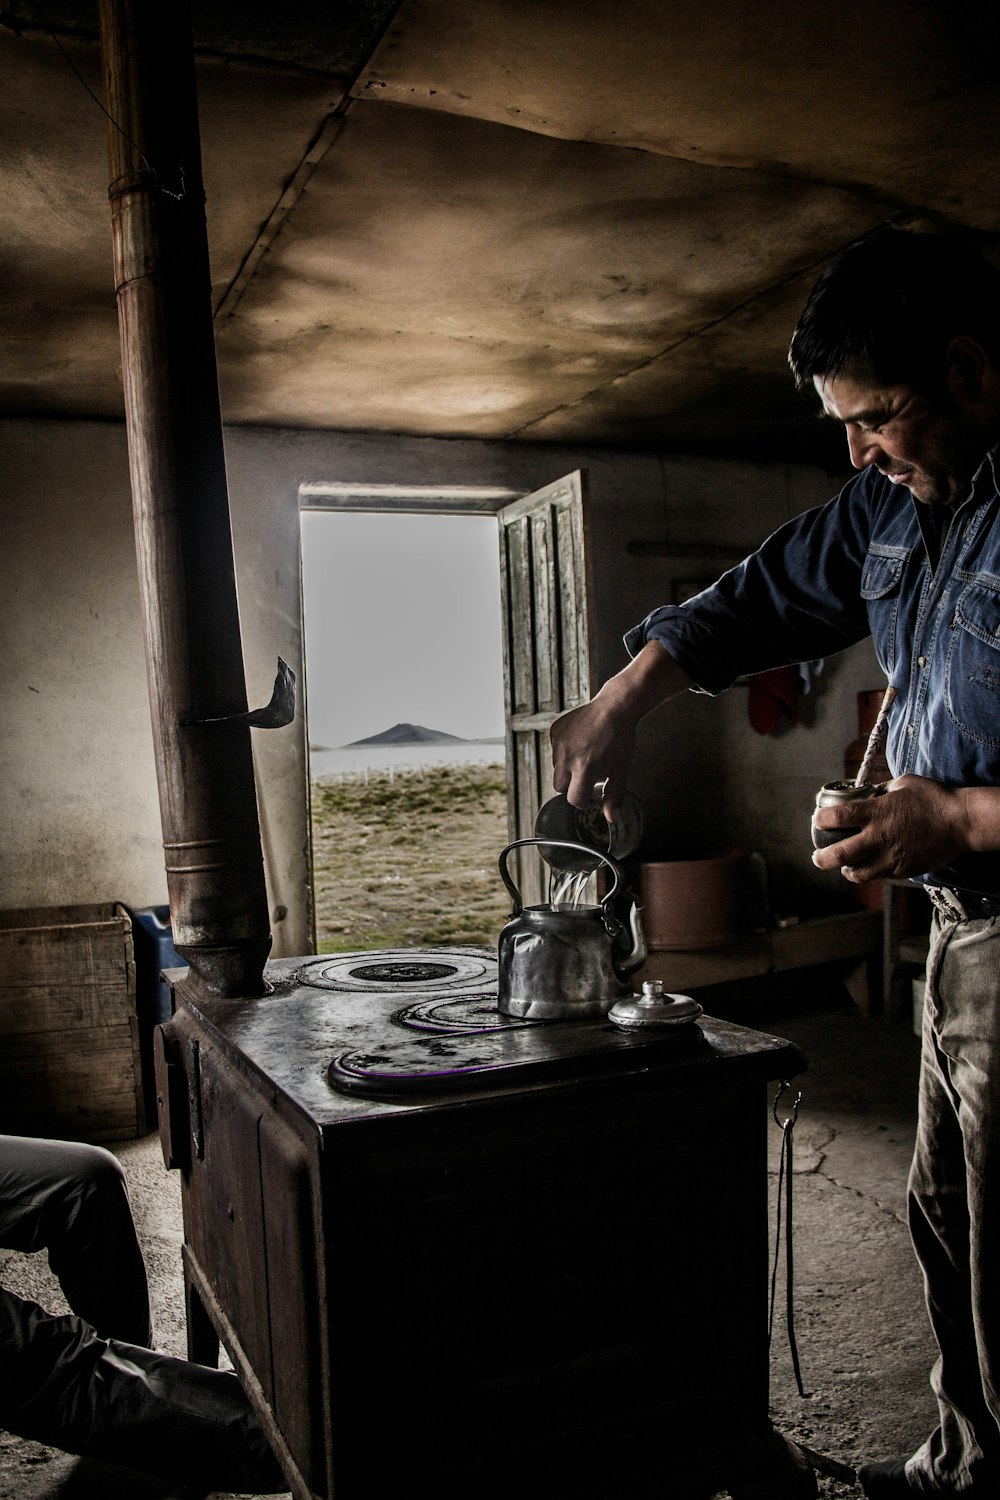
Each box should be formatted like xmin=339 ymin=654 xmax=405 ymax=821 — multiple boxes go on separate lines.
xmin=155 ymin=946 xmax=808 ymax=1499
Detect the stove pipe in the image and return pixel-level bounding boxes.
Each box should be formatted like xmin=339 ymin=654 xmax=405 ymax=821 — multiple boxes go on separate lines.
xmin=98 ymin=0 xmax=271 ymax=996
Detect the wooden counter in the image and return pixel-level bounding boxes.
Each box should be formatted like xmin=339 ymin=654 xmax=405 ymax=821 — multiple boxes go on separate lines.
xmin=639 ymin=907 xmax=882 ymax=1010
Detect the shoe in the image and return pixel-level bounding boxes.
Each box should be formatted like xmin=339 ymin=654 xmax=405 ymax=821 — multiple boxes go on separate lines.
xmin=858 ymin=1458 xmax=911 ymax=1497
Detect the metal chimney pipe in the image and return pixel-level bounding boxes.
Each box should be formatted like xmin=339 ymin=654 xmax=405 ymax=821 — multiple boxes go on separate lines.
xmin=98 ymin=0 xmax=271 ymax=996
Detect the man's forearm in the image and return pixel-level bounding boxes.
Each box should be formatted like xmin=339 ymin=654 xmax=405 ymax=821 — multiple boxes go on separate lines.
xmin=592 ymin=640 xmax=694 ymax=725
xmin=958 ymin=785 xmax=1000 ymax=855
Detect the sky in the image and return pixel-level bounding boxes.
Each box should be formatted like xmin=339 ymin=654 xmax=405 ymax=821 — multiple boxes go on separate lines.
xmin=300 ymin=510 xmax=506 ymax=748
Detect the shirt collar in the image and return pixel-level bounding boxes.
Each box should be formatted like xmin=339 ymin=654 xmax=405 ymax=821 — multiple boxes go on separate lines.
xmin=983 ymin=444 xmax=1000 ymax=493
xmin=952 ymin=442 xmax=1000 ymax=509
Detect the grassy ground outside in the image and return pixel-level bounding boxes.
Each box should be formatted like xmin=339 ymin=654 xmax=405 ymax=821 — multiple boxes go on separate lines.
xmin=310 ymin=761 xmax=512 ymax=952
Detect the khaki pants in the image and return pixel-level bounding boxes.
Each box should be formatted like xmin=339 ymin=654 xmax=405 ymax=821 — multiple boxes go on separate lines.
xmin=907 ymin=914 xmax=1000 ymax=1493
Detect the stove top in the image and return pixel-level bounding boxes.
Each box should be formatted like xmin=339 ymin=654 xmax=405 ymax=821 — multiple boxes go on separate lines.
xmin=173 ymin=945 xmax=803 ymax=1125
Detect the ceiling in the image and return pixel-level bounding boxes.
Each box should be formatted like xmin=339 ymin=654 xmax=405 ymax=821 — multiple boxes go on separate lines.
xmin=3 ymin=0 xmax=999 ymax=467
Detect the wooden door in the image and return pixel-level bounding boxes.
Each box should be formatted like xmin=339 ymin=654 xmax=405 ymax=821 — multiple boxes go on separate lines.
xmin=498 ymin=471 xmax=593 ymax=905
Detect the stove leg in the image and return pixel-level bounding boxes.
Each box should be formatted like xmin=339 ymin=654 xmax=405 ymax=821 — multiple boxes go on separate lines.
xmin=727 ymin=1432 xmax=817 ymax=1500
xmin=185 ymin=1264 xmax=220 ymax=1368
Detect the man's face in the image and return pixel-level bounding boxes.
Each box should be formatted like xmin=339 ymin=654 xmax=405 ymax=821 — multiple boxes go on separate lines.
xmin=814 ymin=365 xmax=983 ymax=506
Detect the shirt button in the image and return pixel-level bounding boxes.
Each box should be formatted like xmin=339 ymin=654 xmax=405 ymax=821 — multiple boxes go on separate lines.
xmin=918 ymin=656 xmax=927 ymax=668
xmin=907 ymin=723 xmax=915 ymax=736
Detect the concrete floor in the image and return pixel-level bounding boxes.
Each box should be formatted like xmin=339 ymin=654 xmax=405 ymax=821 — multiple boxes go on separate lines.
xmin=751 ymin=980 xmax=934 ymax=1500
xmin=0 ymin=975 xmax=934 ymax=1499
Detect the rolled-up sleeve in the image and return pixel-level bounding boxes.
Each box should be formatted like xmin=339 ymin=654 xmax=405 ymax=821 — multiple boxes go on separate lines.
xmin=624 ymin=474 xmax=878 ymax=693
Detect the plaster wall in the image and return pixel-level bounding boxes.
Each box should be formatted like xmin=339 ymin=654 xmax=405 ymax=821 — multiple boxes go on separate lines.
xmin=0 ymin=421 xmax=163 ymax=915
xmin=0 ymin=417 xmax=878 ymax=953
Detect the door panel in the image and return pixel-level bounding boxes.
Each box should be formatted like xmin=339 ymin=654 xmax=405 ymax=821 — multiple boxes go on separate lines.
xmin=499 ymin=472 xmax=593 ymax=905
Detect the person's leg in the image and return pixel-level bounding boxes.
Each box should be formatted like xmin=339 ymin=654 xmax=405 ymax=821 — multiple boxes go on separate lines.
xmin=0 ymin=1288 xmax=284 ymax=1492
xmin=904 ymin=914 xmax=1000 ymax=1493
xmin=0 ymin=1134 xmax=151 ymax=1346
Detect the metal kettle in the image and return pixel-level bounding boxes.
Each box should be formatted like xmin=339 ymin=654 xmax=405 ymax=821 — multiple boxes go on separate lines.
xmin=497 ymin=837 xmax=647 ymax=1020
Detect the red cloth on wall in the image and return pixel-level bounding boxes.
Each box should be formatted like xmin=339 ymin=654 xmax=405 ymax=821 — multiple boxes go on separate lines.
xmin=747 ymin=666 xmax=799 ymax=734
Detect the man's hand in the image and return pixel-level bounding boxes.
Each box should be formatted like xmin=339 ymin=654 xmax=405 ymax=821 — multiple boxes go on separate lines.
xmin=551 ymin=697 xmax=637 ymax=816
xmin=811 ymin=774 xmax=986 ymax=882
xmin=550 ymin=642 xmax=693 ymax=815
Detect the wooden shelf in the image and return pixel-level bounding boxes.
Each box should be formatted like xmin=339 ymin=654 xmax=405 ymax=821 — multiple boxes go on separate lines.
xmin=638 ymin=908 xmax=882 ymax=994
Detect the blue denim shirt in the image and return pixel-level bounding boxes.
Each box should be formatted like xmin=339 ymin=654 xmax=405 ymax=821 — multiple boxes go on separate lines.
xmin=624 ymin=448 xmax=1000 ymax=894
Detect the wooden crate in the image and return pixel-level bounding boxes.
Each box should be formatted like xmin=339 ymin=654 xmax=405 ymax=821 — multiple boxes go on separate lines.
xmin=0 ymin=903 xmax=144 ymax=1142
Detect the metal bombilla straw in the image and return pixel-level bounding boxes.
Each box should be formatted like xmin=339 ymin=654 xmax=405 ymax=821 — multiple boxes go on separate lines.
xmin=854 ymin=685 xmax=896 ymax=788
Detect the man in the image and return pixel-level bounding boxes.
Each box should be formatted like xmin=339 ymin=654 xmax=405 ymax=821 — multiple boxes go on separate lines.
xmin=0 ymin=1132 xmax=284 ymax=1493
xmin=550 ymin=228 xmax=1000 ymax=1497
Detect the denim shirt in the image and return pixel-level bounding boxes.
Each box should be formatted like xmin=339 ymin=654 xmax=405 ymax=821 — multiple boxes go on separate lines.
xmin=624 ymin=448 xmax=1000 ymax=894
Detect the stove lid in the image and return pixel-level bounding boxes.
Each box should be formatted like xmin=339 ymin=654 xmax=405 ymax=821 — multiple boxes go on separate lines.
xmin=393 ymin=994 xmax=526 ymax=1032
xmin=296 ymin=946 xmax=497 ymax=997
xmin=328 ymin=1017 xmax=709 ymax=1096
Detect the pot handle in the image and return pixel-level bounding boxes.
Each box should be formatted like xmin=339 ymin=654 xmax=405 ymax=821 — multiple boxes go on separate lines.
xmin=498 ymin=837 xmax=621 ymax=915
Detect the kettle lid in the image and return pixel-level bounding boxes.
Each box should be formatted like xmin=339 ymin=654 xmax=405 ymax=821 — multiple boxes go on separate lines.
xmin=608 ymin=979 xmax=703 ymax=1031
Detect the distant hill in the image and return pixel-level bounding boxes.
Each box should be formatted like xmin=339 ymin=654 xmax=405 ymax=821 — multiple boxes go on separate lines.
xmin=346 ymin=722 xmax=468 ymax=747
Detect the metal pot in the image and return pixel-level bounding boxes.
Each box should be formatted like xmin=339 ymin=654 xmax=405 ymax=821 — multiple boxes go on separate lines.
xmin=497 ymin=837 xmax=647 ymax=1019
xmin=533 ymin=790 xmax=644 ymax=874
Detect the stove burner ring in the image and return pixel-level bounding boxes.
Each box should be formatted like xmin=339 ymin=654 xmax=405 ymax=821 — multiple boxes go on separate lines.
xmin=394 ymin=994 xmax=531 ymax=1032
xmin=295 ymin=947 xmax=497 ymax=997
xmin=353 ymin=961 xmax=458 ymax=984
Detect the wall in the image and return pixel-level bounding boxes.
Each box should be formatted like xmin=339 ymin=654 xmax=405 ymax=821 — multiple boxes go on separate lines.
xmin=0 ymin=421 xmax=163 ymax=913
xmin=0 ymin=416 xmax=877 ymax=954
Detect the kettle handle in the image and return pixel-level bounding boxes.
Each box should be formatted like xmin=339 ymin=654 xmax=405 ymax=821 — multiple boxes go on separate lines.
xmin=498 ymin=838 xmax=621 ymax=915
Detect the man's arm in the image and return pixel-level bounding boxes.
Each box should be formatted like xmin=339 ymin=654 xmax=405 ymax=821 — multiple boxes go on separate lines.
xmin=813 ymin=776 xmax=1000 ymax=881
xmin=550 ymin=641 xmax=694 ymax=815
xmin=555 ymin=478 xmax=878 ymax=823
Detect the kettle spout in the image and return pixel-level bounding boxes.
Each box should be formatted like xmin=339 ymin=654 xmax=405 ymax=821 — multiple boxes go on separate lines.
xmin=614 ymin=901 xmax=648 ymax=979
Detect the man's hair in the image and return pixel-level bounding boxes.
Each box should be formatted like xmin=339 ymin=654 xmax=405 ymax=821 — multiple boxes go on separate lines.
xmin=788 ymin=228 xmax=1000 ymax=398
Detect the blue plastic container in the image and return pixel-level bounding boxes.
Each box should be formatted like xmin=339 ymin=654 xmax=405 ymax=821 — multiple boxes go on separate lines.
xmin=129 ymin=906 xmax=186 ymax=1127
xmin=130 ymin=905 xmax=185 ymax=1025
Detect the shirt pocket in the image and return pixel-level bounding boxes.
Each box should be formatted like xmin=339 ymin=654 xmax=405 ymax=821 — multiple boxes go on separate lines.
xmin=945 ymin=578 xmax=1000 ymax=749
xmin=860 ymin=546 xmax=907 ymax=676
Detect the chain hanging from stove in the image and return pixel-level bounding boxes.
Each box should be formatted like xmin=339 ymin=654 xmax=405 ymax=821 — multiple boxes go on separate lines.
xmin=768 ymin=1079 xmax=809 ymax=1399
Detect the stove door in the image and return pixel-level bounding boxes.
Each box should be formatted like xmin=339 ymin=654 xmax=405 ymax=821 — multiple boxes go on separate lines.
xmin=166 ymin=1013 xmax=328 ymax=1496
xmin=318 ymin=1069 xmax=770 ymax=1497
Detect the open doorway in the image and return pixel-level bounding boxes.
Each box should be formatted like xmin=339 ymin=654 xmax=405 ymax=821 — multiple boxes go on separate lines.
xmin=299 ymin=471 xmax=594 ymax=952
xmin=300 ymin=502 xmax=512 ymax=953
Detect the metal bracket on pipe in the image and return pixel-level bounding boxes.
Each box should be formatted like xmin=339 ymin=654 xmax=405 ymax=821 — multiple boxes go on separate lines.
xmin=180 ymin=657 xmax=296 ymax=729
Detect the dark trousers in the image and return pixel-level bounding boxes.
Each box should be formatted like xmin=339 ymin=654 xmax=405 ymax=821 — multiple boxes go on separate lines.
xmin=0 ymin=1134 xmax=283 ymax=1492
xmin=0 ymin=1133 xmax=152 ymax=1345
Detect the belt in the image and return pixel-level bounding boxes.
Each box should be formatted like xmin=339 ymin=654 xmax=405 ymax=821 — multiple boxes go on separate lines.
xmin=925 ymin=886 xmax=1000 ymax=922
